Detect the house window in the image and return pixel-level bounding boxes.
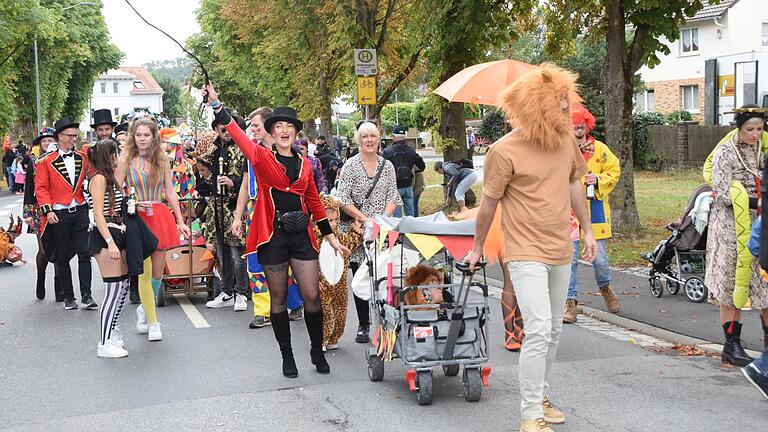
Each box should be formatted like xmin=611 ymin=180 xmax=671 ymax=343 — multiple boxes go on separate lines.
xmin=762 ymin=22 xmax=768 ymax=47
xmin=680 ymin=28 xmax=699 ymax=54
xmin=113 ymin=82 xmax=119 ymax=93
xmin=100 ymin=82 xmax=106 ymax=93
xmin=682 ymin=85 xmax=699 ymax=112
xmin=133 ymin=80 xmax=145 ymax=89
xmin=114 ymin=108 xmax=119 ymax=117
xmin=634 ymin=90 xmax=655 ymax=112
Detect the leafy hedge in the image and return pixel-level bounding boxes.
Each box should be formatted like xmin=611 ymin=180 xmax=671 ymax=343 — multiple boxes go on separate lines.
xmin=632 ymin=112 xmax=666 ymax=170
xmin=479 ymin=109 xmax=506 ymax=142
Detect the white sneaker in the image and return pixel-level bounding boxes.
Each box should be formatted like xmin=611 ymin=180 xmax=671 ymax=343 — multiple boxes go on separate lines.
xmin=97 ymin=341 xmax=128 ymax=358
xmin=234 ymin=294 xmax=248 ymax=311
xmin=148 ymin=322 xmax=162 ymax=341
xmin=206 ymin=292 xmax=234 ymax=308
xmin=136 ymin=305 xmax=149 ymax=334
xmin=110 ymin=326 xmax=125 ymax=348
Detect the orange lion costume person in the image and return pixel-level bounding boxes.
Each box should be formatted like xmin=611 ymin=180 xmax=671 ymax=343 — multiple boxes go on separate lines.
xmin=403 ymin=265 xmax=444 ymax=306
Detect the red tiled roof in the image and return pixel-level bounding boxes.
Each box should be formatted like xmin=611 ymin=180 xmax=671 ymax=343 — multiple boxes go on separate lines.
xmin=687 ymin=0 xmax=737 ymax=22
xmin=119 ymin=67 xmax=164 ymax=95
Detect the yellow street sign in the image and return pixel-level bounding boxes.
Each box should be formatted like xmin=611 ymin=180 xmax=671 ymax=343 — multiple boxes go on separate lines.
xmin=357 ymin=77 xmax=377 ymax=105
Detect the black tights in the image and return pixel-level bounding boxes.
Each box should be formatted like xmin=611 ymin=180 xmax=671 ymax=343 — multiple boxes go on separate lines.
xmin=35 ymin=235 xmax=49 ymax=279
xmin=264 ymin=259 xmax=321 ymax=314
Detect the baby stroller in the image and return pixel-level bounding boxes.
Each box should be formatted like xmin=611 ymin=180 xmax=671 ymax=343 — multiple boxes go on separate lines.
xmin=359 ymin=213 xmax=491 ymax=405
xmin=641 ymin=184 xmax=711 ymax=303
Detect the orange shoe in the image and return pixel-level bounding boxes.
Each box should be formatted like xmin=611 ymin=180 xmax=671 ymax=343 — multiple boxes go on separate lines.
xmin=502 ymin=296 xmax=524 ymax=351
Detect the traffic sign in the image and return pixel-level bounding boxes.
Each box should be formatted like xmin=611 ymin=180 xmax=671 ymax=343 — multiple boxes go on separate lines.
xmin=354 ymin=48 xmax=377 ymax=76
xmin=357 ymin=77 xmax=377 ymax=105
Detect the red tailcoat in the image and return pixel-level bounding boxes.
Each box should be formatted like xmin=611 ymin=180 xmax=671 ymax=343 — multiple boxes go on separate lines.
xmin=34 ymin=150 xmax=89 ymax=232
xmin=223 ymin=120 xmax=328 ymax=256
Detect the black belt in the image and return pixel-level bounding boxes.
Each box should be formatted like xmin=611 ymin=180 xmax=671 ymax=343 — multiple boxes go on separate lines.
xmin=54 ymin=204 xmax=87 ymax=214
xmin=104 ymin=215 xmax=124 ymax=225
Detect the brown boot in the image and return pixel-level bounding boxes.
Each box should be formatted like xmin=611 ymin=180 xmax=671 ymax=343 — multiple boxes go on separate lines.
xmin=563 ymin=299 xmax=578 ymax=324
xmin=520 ymin=418 xmax=553 ymax=432
xmin=599 ymin=285 xmax=620 ymax=314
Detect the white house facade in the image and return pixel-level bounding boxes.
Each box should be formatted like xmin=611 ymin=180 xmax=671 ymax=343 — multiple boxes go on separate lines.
xmin=80 ymin=67 xmax=164 ymax=133
xmin=637 ymin=0 xmax=768 ymax=124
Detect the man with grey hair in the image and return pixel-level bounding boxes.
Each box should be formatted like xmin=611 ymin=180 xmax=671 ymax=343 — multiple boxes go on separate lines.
xmin=382 ymin=125 xmax=424 ymax=217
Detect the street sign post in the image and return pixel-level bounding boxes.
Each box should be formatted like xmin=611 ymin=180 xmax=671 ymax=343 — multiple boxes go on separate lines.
xmin=354 ymin=48 xmax=377 ymax=76
xmin=357 ymin=77 xmax=377 ymax=105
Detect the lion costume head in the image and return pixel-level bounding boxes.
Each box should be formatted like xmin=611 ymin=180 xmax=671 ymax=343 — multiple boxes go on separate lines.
xmin=403 ymin=265 xmax=444 ymax=305
xmin=498 ymin=63 xmax=579 ymax=151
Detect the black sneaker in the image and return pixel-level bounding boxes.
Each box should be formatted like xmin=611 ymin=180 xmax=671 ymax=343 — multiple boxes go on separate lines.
xmin=81 ymin=295 xmax=98 ymax=310
xmin=741 ymin=364 xmax=768 ymax=401
xmin=355 ymin=325 xmax=370 ymax=343
xmin=249 ymin=316 xmax=271 ymax=328
xmin=64 ymin=299 xmax=78 ymax=310
xmin=288 ymin=306 xmax=303 ymax=321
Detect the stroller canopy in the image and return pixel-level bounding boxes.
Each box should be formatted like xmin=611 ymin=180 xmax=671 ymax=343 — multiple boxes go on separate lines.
xmin=375 ymin=213 xmax=476 ymax=236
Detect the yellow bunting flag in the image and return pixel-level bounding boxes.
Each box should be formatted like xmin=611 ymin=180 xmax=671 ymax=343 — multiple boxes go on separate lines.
xmin=405 ymin=233 xmax=444 ymax=260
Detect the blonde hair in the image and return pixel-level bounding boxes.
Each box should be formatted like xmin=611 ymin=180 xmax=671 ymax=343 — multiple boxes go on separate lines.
xmin=122 ymin=118 xmax=167 ymax=184
xmin=498 ymin=63 xmax=579 ymax=151
xmin=354 ymin=121 xmax=380 ymax=146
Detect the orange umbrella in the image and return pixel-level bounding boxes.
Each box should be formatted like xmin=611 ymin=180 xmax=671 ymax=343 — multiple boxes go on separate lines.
xmin=433 ymin=59 xmax=581 ymax=107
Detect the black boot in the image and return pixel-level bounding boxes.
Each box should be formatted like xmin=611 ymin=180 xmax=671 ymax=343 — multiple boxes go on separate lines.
xmin=36 ymin=273 xmax=46 ymax=300
xmin=305 ymin=311 xmax=330 ymax=374
xmin=271 ymin=310 xmax=298 ymax=378
xmin=721 ymin=321 xmax=754 ymax=367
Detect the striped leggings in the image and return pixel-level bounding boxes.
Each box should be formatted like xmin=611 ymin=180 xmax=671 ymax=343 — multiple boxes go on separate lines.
xmin=100 ymin=276 xmax=130 ymax=345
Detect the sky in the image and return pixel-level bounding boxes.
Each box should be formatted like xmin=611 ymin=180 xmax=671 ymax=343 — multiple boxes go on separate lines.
xmin=102 ymin=0 xmax=201 ymax=66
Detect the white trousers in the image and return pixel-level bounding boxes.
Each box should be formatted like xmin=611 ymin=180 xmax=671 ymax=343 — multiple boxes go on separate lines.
xmin=507 ymin=261 xmax=571 ymax=420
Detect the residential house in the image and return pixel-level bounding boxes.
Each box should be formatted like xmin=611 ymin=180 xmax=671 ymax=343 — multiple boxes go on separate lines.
xmin=637 ymin=0 xmax=768 ymax=125
xmin=80 ymin=67 xmax=164 ymax=134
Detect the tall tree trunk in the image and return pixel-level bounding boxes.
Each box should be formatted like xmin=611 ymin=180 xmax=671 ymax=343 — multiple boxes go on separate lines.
xmin=318 ymin=73 xmax=334 ymax=138
xmin=604 ymin=0 xmax=641 ymax=233
xmin=303 ymin=120 xmax=317 ymax=141
xmin=440 ymin=99 xmax=466 ymax=162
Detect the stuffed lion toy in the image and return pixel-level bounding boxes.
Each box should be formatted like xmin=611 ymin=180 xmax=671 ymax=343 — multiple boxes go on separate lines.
xmin=403 ymin=265 xmax=444 ymax=306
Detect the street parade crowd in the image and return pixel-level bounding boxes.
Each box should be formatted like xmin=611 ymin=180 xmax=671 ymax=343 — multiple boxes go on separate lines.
xmin=3 ymin=64 xmax=768 ymax=431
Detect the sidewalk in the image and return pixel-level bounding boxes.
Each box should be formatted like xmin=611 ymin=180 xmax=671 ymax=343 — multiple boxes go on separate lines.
xmin=484 ymin=263 xmax=766 ymax=352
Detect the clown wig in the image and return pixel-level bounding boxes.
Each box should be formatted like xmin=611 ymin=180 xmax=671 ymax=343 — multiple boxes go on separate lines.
xmin=571 ymin=104 xmax=595 ymax=132
xmin=498 ymin=63 xmax=579 ymax=151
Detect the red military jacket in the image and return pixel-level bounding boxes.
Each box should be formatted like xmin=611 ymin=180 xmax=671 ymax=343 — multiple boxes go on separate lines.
xmin=222 ymin=117 xmax=330 ymax=256
xmin=34 ymin=149 xmax=89 ymax=217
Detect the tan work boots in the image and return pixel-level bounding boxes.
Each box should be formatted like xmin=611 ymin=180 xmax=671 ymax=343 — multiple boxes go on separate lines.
xmin=599 ymin=285 xmax=621 ymax=314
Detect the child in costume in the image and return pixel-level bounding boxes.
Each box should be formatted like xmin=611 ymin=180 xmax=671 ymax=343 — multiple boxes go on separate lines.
xmin=315 ymin=194 xmax=363 ymax=350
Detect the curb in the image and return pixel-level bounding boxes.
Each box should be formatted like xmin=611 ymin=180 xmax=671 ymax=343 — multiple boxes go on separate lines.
xmin=481 ymin=275 xmax=762 ymax=359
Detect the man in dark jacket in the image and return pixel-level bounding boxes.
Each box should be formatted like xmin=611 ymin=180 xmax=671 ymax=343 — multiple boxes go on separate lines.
xmin=382 ymin=125 xmax=425 ymax=217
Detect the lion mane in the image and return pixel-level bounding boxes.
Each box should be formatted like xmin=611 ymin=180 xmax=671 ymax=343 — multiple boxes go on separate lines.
xmin=498 ymin=63 xmax=579 ymax=151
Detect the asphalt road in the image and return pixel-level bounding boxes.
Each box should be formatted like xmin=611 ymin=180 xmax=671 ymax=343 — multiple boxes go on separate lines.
xmin=0 ymin=191 xmax=766 ymax=431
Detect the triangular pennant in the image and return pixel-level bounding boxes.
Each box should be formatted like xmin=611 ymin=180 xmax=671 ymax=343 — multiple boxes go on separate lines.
xmin=404 ymin=233 xmax=444 ymax=260
xmin=372 ymin=222 xmax=380 ymax=242
xmin=436 ymin=235 xmax=474 ymax=261
xmin=388 ymin=230 xmax=399 ymax=251
xmin=200 ymin=249 xmax=215 ymax=262
xmin=379 ymin=227 xmax=388 ymax=249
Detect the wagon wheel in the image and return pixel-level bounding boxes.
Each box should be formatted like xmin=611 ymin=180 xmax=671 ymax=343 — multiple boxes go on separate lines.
xmin=367 ymin=354 xmax=384 ymax=382
xmin=649 ymin=277 xmax=663 ymax=298
xmin=155 ymin=282 xmax=166 ymax=307
xmin=416 ymin=370 xmax=433 ymax=405
xmin=462 ymin=367 xmax=482 ymax=402
xmin=666 ymin=280 xmax=680 ymax=295
xmin=442 ymin=364 xmax=460 ymax=377
xmin=684 ymin=277 xmax=708 ymax=303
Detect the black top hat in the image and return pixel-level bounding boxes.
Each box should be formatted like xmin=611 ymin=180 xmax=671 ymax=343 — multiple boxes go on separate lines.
xmin=263 ymin=107 xmax=303 ymax=134
xmin=114 ymin=122 xmax=129 ymax=135
xmin=91 ymin=109 xmax=117 ymax=128
xmin=53 ymin=117 xmax=80 ymax=138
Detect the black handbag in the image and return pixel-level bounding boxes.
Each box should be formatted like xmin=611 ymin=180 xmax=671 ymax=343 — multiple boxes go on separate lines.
xmin=277 ymin=210 xmax=310 ymax=234
xmin=340 ymin=162 xmax=385 ymax=222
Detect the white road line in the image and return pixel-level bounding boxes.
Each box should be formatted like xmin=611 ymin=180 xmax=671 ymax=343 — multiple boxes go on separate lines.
xmin=172 ymin=294 xmax=211 ymax=328
xmin=0 ymin=211 xmax=9 ymax=216
xmin=5 ymin=204 xmax=17 ymax=209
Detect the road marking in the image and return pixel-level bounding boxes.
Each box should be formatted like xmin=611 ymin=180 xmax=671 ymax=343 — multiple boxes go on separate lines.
xmin=0 ymin=211 xmax=8 ymax=216
xmin=172 ymin=294 xmax=211 ymax=328
xmin=5 ymin=204 xmax=18 ymax=209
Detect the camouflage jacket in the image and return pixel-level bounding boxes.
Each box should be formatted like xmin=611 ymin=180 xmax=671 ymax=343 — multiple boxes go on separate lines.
xmin=200 ymin=139 xmax=246 ymax=247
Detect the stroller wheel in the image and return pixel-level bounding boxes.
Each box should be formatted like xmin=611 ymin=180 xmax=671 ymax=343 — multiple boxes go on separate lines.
xmin=416 ymin=370 xmax=433 ymax=405
xmin=463 ymin=367 xmax=482 ymax=402
xmin=367 ymin=354 xmax=384 ymax=382
xmin=666 ymin=280 xmax=680 ymax=295
xmin=684 ymin=277 xmax=708 ymax=303
xmin=443 ymin=364 xmax=460 ymax=377
xmin=649 ymin=277 xmax=663 ymax=298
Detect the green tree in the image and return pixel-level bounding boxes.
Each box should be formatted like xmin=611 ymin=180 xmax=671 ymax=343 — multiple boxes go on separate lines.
xmin=543 ymin=0 xmax=711 ymax=233
xmin=159 ymin=77 xmax=182 ymax=122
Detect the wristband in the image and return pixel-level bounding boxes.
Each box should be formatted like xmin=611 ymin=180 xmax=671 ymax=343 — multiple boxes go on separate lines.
xmin=210 ymin=100 xmax=222 ymax=109
xmin=105 ymin=237 xmax=114 ymax=244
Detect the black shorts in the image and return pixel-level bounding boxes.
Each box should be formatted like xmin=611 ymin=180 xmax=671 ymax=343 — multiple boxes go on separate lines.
xmin=258 ymin=219 xmax=318 ymax=265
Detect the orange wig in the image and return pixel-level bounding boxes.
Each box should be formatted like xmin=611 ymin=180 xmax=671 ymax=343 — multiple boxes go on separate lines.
xmin=571 ymin=104 xmax=595 ymax=132
xmin=498 ymin=63 xmax=579 ymax=151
